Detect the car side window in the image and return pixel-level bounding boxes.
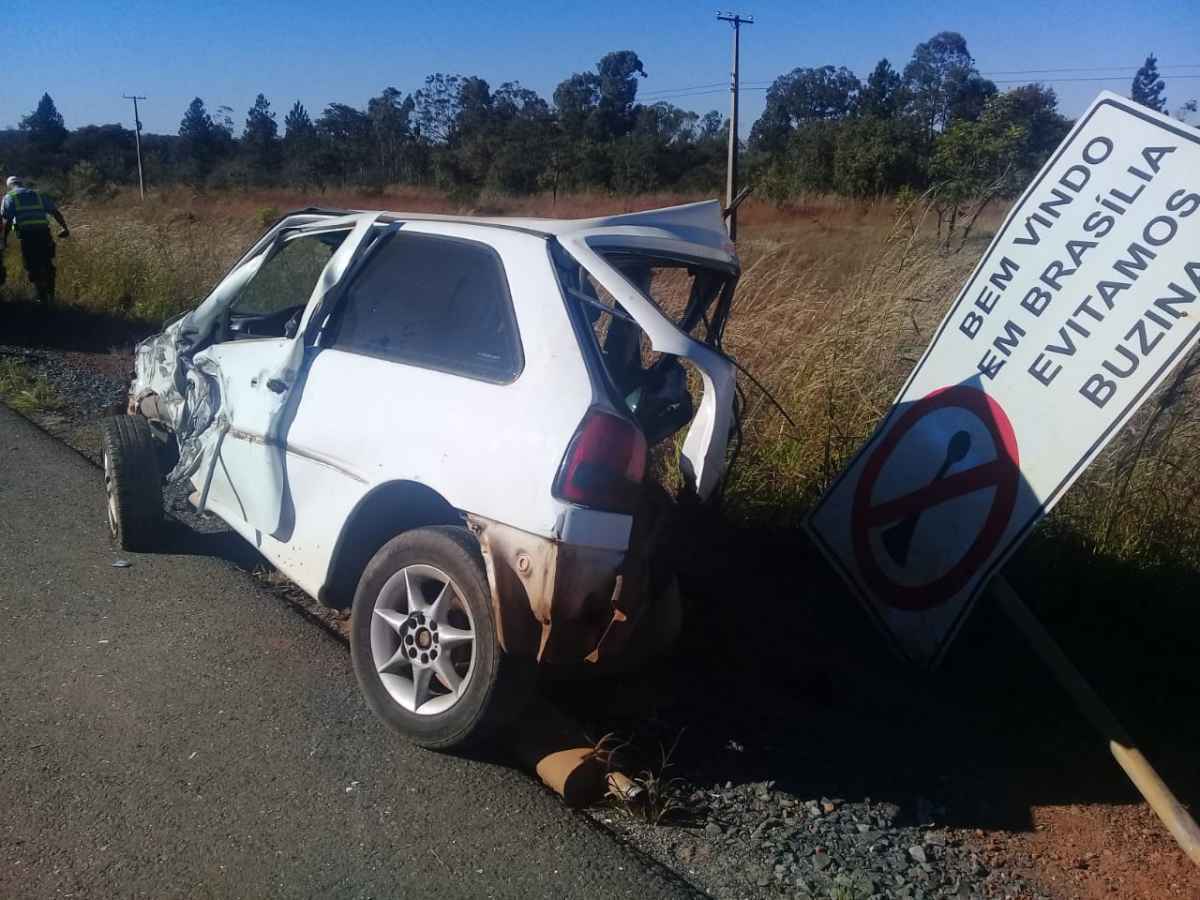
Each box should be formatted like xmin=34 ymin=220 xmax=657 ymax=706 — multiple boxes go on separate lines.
xmin=329 ymin=232 xmax=522 ymax=383
xmin=230 ymin=230 xmax=349 ymax=317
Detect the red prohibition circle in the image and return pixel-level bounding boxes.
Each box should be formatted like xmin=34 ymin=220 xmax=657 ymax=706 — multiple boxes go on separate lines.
xmin=851 ymin=385 xmax=1019 ymax=612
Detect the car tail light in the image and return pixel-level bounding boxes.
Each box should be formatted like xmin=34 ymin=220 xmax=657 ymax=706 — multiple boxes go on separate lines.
xmin=555 ymin=408 xmax=647 ymax=513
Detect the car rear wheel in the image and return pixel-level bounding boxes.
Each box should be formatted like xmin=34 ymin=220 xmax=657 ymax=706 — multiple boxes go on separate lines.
xmin=100 ymin=415 xmax=162 ymax=551
xmin=350 ymin=526 xmax=532 ymax=750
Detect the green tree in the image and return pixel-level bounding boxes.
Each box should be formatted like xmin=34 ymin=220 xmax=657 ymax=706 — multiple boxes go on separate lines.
xmin=756 ymin=120 xmax=842 ymax=199
xmin=414 ymin=74 xmax=462 ymax=144
xmin=283 ymin=100 xmax=315 ymax=139
xmin=609 ymin=133 xmax=659 ymax=194
xmin=859 ymin=59 xmax=904 ymax=119
xmin=483 ymin=83 xmax=554 ymax=194
xmin=903 ymin=32 xmax=995 ymax=143
xmin=929 ymin=85 xmax=1067 ymax=249
xmin=553 ymin=50 xmax=646 ymax=142
xmin=178 ymin=97 xmax=225 ymax=183
xmin=367 ymin=87 xmax=418 ymax=183
xmin=832 ymin=116 xmax=923 ymax=196
xmin=436 ymin=77 xmax=493 ymax=192
xmin=63 ymin=124 xmax=135 ymax=182
xmin=988 ymin=84 xmax=1071 ymax=180
xmin=242 ymin=93 xmax=281 ymax=182
xmin=748 ymin=66 xmax=861 ymax=153
xmin=553 ymin=70 xmax=600 ymax=139
xmin=282 ymin=101 xmax=320 ymax=186
xmin=315 ymin=103 xmax=373 ymax=184
xmin=594 ymin=50 xmax=647 ymax=137
xmin=20 ymin=93 xmax=69 ymax=168
xmin=699 ymin=110 xmax=725 ymax=140
xmin=1131 ymin=54 xmax=1167 ymax=112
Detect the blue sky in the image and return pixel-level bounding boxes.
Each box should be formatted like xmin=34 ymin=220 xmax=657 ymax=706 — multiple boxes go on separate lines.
xmin=6 ymin=0 xmax=1198 ymax=136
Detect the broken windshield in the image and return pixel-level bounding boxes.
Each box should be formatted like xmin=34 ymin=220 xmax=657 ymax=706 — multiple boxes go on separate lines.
xmin=230 ymin=229 xmax=350 ymax=317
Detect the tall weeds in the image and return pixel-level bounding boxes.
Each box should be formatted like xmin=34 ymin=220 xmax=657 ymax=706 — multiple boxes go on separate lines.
xmin=50 ymin=195 xmax=256 ymax=323
xmin=719 ymin=199 xmax=977 ymax=521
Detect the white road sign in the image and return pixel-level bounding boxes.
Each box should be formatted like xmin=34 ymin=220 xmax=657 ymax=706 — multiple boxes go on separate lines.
xmin=806 ymin=93 xmax=1200 ymax=665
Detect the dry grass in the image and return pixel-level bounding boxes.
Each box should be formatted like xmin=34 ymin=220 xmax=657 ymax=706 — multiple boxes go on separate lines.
xmin=13 ymin=185 xmax=1198 ymax=573
xmin=719 ymin=198 xmax=981 ymax=518
xmin=0 ymin=358 xmax=62 ymax=414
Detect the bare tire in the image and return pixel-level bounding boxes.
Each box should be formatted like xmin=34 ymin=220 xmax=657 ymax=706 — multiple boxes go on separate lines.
xmin=350 ymin=526 xmax=533 ymax=750
xmin=100 ymin=416 xmax=162 ymax=551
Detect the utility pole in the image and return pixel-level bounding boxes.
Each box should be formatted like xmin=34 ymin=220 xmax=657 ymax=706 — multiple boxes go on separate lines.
xmin=717 ymin=11 xmax=752 ymax=241
xmin=123 ymin=94 xmax=147 ymax=201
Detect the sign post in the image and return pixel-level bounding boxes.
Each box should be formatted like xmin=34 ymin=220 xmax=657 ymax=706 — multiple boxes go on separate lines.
xmin=992 ymin=578 xmax=1200 ymax=865
xmin=806 ymin=92 xmax=1200 ymax=864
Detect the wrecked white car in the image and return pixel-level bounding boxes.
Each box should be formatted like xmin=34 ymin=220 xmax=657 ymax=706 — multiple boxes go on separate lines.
xmin=102 ymin=202 xmax=739 ymax=748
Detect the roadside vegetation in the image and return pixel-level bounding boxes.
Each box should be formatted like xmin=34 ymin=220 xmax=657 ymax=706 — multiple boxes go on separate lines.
xmin=0 ymin=357 xmax=62 ymax=414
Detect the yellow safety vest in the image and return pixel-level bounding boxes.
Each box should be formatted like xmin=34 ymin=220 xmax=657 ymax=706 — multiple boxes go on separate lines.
xmin=5 ymin=189 xmax=50 ymax=233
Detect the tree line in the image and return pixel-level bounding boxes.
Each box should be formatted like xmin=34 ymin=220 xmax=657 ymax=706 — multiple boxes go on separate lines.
xmin=1 ymin=34 xmax=1192 ymax=207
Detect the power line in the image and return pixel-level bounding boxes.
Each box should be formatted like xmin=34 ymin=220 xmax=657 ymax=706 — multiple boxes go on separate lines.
xmin=638 ymin=64 xmax=1200 ymax=101
xmin=646 ymin=86 xmax=769 ymax=101
xmin=641 ymin=76 xmax=1200 ymax=104
xmin=995 ymin=74 xmax=1200 ymax=84
xmin=983 ymin=63 xmax=1200 ymax=75
xmin=639 ymin=81 xmax=728 ymax=98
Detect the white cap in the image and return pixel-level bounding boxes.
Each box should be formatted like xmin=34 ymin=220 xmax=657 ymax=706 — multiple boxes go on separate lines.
xmin=5 ymin=176 xmax=23 ymax=189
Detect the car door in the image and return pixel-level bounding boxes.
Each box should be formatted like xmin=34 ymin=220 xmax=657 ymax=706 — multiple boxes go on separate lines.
xmin=195 ymin=214 xmax=381 ymax=538
xmin=276 ymin=223 xmax=551 ymax=584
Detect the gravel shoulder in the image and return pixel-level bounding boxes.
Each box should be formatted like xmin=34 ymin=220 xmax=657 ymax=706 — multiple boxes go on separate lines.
xmin=4 ymin=322 xmax=1198 ymax=900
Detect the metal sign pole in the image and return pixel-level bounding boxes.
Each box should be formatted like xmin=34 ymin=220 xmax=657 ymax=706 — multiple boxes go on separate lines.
xmin=992 ymin=577 xmax=1200 ymax=866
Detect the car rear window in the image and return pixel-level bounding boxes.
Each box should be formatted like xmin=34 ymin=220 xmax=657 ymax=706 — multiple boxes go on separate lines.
xmin=552 ymin=245 xmax=736 ymax=400
xmin=600 ymin=252 xmax=735 ymax=344
xmin=329 ymin=232 xmax=522 ymax=383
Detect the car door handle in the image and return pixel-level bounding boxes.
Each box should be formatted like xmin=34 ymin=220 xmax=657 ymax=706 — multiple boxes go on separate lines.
xmin=266 ymin=378 xmax=289 ymax=394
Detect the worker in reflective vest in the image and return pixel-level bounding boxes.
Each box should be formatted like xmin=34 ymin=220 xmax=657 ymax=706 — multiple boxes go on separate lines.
xmin=1 ymin=176 xmax=70 ymax=303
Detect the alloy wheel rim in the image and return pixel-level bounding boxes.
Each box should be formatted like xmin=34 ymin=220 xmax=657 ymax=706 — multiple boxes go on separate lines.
xmin=103 ymin=449 xmax=118 ymax=537
xmin=369 ymin=564 xmax=476 ymax=715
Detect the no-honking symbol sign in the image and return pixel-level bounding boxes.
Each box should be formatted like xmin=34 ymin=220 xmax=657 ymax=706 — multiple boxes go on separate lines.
xmin=807 ymin=93 xmax=1200 ymax=665
xmin=851 ymin=386 xmax=1019 ymax=614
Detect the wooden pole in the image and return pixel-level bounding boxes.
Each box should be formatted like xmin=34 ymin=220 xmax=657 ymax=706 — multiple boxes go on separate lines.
xmin=717 ymin=12 xmax=751 ymax=242
xmin=123 ymin=94 xmax=147 ymax=201
xmin=993 ymin=576 xmax=1200 ymax=866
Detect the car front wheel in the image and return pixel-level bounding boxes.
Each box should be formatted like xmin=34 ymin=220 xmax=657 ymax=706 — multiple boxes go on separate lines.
xmin=100 ymin=415 xmax=162 ymax=551
xmin=350 ymin=526 xmax=531 ymax=750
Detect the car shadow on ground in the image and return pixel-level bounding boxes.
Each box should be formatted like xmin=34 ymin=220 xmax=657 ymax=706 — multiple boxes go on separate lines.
xmin=546 ymin=511 xmax=1200 ymax=837
xmin=152 ymin=513 xmax=267 ymax=570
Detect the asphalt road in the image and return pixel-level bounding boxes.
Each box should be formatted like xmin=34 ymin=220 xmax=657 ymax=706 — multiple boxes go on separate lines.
xmin=0 ymin=404 xmax=698 ymax=900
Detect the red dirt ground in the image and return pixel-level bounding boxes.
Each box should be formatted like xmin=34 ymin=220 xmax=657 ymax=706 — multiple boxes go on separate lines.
xmin=981 ymin=801 xmax=1200 ymax=899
